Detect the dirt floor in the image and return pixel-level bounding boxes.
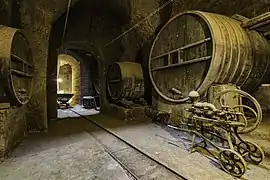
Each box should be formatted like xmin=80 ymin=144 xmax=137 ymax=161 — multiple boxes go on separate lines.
xmin=0 ymin=109 xmax=270 ymax=180
xmin=87 ymin=113 xmax=270 ymax=180
xmin=0 ymin=118 xmax=130 ymax=180
xmin=57 ymin=105 xmax=100 ymax=119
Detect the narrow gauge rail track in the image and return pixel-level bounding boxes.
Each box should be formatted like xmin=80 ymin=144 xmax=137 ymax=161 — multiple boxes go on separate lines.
xmin=69 ymin=109 xmax=188 ymax=180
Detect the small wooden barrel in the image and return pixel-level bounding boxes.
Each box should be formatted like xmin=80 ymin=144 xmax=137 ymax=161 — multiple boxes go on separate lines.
xmin=107 ymin=62 xmax=144 ymax=101
xmin=0 ymin=26 xmax=34 ymax=106
xmin=149 ymin=11 xmax=270 ymax=103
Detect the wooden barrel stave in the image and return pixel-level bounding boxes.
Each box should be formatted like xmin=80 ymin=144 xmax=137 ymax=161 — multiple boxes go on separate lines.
xmin=242 ymin=30 xmax=270 ymax=91
xmin=214 ymin=14 xmax=251 ymax=84
xmin=214 ymin=13 xmax=235 ymax=83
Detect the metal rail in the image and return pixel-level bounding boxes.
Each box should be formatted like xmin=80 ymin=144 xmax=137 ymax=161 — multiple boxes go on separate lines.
xmin=69 ymin=109 xmax=188 ymax=180
xmin=91 ymin=134 xmax=140 ymax=180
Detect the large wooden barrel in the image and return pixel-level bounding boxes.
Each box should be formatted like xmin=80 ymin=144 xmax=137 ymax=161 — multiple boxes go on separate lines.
xmin=107 ymin=62 xmax=144 ymax=101
xmin=0 ymin=26 xmax=34 ymax=106
xmin=149 ymin=11 xmax=270 ymax=103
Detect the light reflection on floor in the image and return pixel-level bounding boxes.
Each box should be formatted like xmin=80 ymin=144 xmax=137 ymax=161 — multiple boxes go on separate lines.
xmin=57 ymin=105 xmax=100 ymax=119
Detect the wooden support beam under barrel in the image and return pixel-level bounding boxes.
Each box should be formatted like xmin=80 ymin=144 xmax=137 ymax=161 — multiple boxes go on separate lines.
xmin=242 ymin=12 xmax=270 ymax=30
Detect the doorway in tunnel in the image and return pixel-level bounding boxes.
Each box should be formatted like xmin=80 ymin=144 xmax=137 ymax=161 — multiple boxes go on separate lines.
xmin=46 ymin=0 xmax=130 ymax=124
xmin=56 ymin=50 xmax=101 ymax=119
xmin=57 ymin=54 xmax=80 ymax=106
xmin=58 ymin=64 xmax=72 ymax=94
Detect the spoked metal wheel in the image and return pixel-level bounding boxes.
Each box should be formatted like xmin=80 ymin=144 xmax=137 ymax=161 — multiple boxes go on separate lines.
xmin=237 ymin=141 xmax=265 ymax=165
xmin=218 ymin=149 xmax=247 ymax=177
xmin=212 ymin=89 xmax=262 ymax=134
xmin=232 ymin=105 xmax=255 ymax=132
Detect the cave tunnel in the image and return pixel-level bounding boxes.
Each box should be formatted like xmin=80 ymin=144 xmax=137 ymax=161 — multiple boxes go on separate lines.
xmin=56 ymin=50 xmax=101 ymax=118
xmin=47 ymin=0 xmax=131 ymax=121
xmin=1 ymin=0 xmax=270 ymax=179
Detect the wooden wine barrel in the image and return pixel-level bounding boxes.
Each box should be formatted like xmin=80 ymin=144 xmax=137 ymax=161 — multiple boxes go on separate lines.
xmin=0 ymin=26 xmax=34 ymax=106
xmin=107 ymin=62 xmax=144 ymax=101
xmin=242 ymin=30 xmax=270 ymax=92
xmin=149 ymin=11 xmax=270 ymax=103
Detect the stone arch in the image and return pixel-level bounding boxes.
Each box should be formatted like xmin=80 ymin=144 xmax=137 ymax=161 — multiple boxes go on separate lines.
xmin=60 ymin=41 xmax=107 ymax=106
xmin=58 ymin=54 xmax=80 ymax=105
xmin=60 ymin=41 xmax=105 ymax=64
xmin=47 ymin=0 xmax=128 ymax=121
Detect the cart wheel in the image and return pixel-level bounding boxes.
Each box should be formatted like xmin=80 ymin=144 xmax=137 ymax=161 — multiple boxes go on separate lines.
xmin=212 ymin=89 xmax=262 ymax=134
xmin=237 ymin=141 xmax=264 ymax=165
xmin=218 ymin=149 xmax=247 ymax=177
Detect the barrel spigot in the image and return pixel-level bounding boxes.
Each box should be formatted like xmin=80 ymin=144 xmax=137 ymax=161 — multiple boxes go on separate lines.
xmin=188 ymin=90 xmax=200 ymax=104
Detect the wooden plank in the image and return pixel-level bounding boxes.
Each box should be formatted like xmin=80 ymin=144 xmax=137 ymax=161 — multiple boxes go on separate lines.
xmin=0 ymin=103 xmax=10 ymax=109
xmin=151 ymin=37 xmax=211 ymax=61
xmin=180 ymin=37 xmax=211 ymax=51
xmin=11 ymin=69 xmax=33 ymax=78
xmin=249 ymin=19 xmax=270 ymax=30
xmin=231 ymin=14 xmax=249 ymax=23
xmin=11 ymin=54 xmax=33 ymax=68
xmin=178 ymin=50 xmax=182 ymax=63
xmin=151 ymin=56 xmax=211 ymax=72
xmin=168 ymin=53 xmax=171 ymax=65
xmin=242 ymin=12 xmax=270 ymax=29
